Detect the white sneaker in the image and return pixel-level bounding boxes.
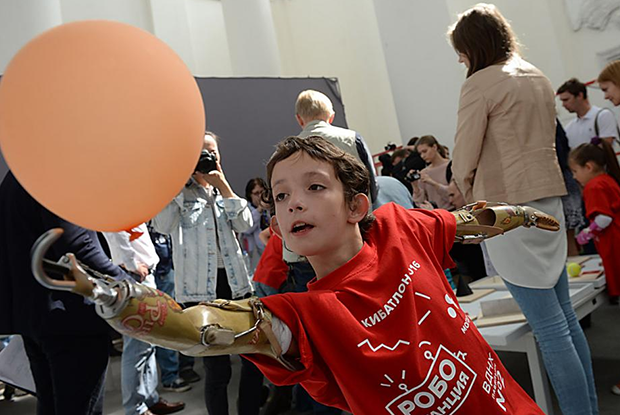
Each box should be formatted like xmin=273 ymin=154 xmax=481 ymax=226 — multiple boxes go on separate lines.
xmin=611 ymin=383 xmax=620 ymax=395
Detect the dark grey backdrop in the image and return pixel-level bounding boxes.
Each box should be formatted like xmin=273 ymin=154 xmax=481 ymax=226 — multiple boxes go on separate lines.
xmin=197 ymin=77 xmax=347 ymax=194
xmin=0 ymin=76 xmax=347 ymax=196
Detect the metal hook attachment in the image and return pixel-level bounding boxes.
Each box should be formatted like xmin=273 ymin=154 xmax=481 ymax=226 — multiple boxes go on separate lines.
xmin=30 ymin=228 xmax=120 ymax=303
xmin=30 ymin=228 xmax=77 ymax=292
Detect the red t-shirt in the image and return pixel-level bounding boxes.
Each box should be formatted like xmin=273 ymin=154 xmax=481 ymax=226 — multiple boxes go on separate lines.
xmin=248 ymin=203 xmax=542 ymax=415
xmin=253 ymin=232 xmax=289 ymax=290
xmin=583 ymin=174 xmax=620 ymax=296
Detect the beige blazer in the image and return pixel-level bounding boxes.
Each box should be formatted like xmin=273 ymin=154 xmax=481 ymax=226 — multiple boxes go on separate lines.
xmin=452 ymin=57 xmax=566 ymax=205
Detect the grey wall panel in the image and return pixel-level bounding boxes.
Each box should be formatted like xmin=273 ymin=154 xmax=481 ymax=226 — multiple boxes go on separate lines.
xmin=196 ymin=77 xmax=346 ymax=195
xmin=0 ymin=76 xmax=346 ymax=199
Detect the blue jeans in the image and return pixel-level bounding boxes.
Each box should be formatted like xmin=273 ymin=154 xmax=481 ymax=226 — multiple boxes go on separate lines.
xmin=254 ymin=281 xmax=280 ymax=298
xmin=154 ymin=269 xmax=180 ymax=385
xmin=504 ymin=270 xmax=598 ymax=415
xmin=122 ymin=336 xmax=159 ymax=415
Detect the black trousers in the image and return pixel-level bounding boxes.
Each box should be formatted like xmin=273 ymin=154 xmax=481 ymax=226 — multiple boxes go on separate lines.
xmin=449 ymin=243 xmax=487 ymax=281
xmin=199 ymin=268 xmax=264 ymax=415
xmin=22 ymin=333 xmax=110 ymax=415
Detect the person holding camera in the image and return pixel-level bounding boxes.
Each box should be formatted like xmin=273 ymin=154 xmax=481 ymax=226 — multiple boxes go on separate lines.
xmin=152 ymin=131 xmax=263 ymax=415
xmin=411 ymin=135 xmax=452 ymax=209
xmin=387 ymin=137 xmax=427 ymax=193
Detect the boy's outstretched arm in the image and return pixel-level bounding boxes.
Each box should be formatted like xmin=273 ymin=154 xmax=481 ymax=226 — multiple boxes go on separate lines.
xmin=452 ymin=201 xmax=560 ymax=243
xmin=31 ymin=228 xmax=300 ymax=370
xmin=30 ymin=200 xmax=559 ymax=373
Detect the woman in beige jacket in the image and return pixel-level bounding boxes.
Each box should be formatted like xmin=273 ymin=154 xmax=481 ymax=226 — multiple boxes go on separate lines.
xmin=449 ymin=4 xmax=598 ymax=415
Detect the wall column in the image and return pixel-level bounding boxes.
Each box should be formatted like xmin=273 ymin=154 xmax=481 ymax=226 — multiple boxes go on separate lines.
xmin=221 ymin=0 xmax=281 ymax=76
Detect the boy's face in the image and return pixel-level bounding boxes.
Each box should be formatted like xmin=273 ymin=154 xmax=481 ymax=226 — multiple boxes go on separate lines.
xmin=270 ymin=151 xmax=362 ymax=260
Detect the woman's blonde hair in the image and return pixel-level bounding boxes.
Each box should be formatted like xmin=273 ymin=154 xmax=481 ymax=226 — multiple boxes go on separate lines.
xmin=598 ymin=60 xmax=620 ymax=86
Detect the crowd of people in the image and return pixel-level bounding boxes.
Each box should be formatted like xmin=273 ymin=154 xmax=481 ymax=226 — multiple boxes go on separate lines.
xmin=1 ymin=3 xmax=620 ymax=415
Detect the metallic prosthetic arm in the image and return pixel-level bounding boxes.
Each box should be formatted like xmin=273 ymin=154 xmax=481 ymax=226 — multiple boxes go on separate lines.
xmin=31 ymin=229 xmax=300 ymax=371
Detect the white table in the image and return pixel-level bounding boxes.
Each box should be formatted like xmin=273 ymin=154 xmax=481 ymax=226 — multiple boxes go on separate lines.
xmin=458 ymin=282 xmax=605 ymax=414
xmin=471 ymin=255 xmax=606 ymax=290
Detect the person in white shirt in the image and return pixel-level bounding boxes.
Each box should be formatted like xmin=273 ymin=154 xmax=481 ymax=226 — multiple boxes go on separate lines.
xmin=557 ymin=78 xmax=619 ymax=148
xmin=104 ymin=224 xmax=185 ymax=415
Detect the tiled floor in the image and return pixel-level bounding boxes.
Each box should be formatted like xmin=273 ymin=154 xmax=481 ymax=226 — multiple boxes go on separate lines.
xmin=0 ymin=354 xmax=247 ymax=415
xmin=1 ymin=301 xmax=620 ymax=414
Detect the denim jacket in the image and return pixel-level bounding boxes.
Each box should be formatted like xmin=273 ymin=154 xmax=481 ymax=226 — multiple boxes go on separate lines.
xmin=151 ymin=181 xmax=253 ymax=303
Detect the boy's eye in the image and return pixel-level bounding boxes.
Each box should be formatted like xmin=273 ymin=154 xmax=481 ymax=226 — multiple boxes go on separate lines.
xmin=309 ymin=184 xmax=325 ymax=191
xmin=274 ymin=193 xmax=287 ymax=202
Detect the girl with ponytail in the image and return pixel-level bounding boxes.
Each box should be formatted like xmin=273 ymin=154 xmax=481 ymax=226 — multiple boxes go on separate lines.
xmin=569 ymin=137 xmax=620 ymax=302
xmin=570 ymin=136 xmax=620 ymax=395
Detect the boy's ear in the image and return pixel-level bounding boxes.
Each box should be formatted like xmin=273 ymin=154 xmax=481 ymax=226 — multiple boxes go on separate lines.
xmin=270 ymin=216 xmax=283 ymax=238
xmin=347 ymin=193 xmax=370 ymax=224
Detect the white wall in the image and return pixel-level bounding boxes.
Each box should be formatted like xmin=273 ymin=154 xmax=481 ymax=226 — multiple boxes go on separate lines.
xmin=373 ymin=0 xmax=465 ymax=150
xmin=270 ymin=0 xmax=402 ymax=155
xmin=60 ymin=0 xmax=153 ymax=31
xmin=150 ymin=0 xmax=196 ymax=72
xmin=3 ymin=0 xmax=620 ymax=156
xmin=185 ymin=0 xmax=232 ymax=77
xmin=0 ymin=0 xmax=62 ymax=73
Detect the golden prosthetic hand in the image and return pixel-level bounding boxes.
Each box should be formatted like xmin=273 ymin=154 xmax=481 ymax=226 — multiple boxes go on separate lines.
xmin=31 ymin=202 xmax=559 ymax=370
xmin=452 ymin=201 xmax=560 ymax=243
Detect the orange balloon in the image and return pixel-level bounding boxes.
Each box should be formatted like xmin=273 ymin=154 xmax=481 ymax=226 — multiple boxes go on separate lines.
xmin=0 ymin=21 xmax=205 ymax=231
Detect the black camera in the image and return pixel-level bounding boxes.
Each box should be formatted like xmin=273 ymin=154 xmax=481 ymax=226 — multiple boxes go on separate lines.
xmin=195 ymin=150 xmax=218 ymax=174
xmin=384 ymin=142 xmax=397 ymax=151
xmin=404 ymin=170 xmax=421 ymax=182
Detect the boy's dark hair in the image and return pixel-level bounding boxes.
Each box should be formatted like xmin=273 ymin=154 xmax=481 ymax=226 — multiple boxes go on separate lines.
xmin=556 ymin=78 xmax=587 ymax=99
xmin=448 ymin=3 xmax=519 ymax=78
xmin=569 ymin=140 xmax=620 ymax=186
xmin=265 ymin=136 xmax=375 ymax=234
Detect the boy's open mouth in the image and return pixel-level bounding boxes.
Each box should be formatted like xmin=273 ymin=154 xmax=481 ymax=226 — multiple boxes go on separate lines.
xmin=291 ymin=222 xmax=314 ymax=234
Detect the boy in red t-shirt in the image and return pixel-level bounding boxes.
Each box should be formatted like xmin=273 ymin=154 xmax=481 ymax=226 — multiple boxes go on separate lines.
xmin=242 ymin=136 xmax=544 ymax=415
xmin=49 ymin=135 xmax=554 ymax=415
